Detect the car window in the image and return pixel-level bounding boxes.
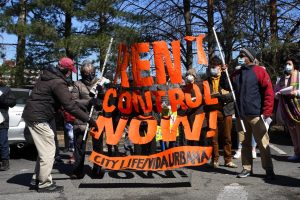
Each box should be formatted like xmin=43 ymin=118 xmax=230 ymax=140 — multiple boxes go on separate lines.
xmin=11 ymin=89 xmax=30 ymax=105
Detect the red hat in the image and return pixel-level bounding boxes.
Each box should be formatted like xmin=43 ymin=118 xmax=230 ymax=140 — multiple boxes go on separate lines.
xmin=59 ymin=57 xmax=77 ymax=73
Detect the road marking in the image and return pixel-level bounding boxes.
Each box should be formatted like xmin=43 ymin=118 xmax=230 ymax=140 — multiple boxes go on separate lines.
xmin=217 ymin=183 xmax=248 ymax=200
xmin=269 ymin=144 xmax=287 ymax=155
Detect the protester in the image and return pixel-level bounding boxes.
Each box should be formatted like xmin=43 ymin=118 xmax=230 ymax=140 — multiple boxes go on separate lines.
xmin=231 ymin=48 xmax=275 ymax=180
xmin=71 ymin=60 xmax=104 ymax=179
xmin=22 ymin=57 xmax=98 ymax=193
xmin=207 ymin=56 xmax=237 ymax=168
xmin=0 ymin=79 xmax=16 ymax=171
xmin=274 ymin=55 xmax=300 ymax=161
xmin=181 ymin=68 xmax=211 ymax=147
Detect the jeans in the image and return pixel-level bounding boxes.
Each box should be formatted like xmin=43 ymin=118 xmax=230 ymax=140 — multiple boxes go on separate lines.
xmin=65 ymin=122 xmax=74 ymax=149
xmin=0 ymin=128 xmax=9 ymax=160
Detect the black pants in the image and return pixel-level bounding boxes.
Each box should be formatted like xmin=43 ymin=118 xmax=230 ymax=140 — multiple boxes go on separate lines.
xmin=72 ymin=127 xmax=103 ymax=175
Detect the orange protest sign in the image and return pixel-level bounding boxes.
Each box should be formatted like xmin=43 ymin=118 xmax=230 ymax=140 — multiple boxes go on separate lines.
xmin=196 ymin=34 xmax=208 ymax=65
xmin=128 ymin=117 xmax=157 ymax=144
xmin=153 ymin=40 xmax=182 ymax=84
xmin=132 ymin=90 xmax=153 ymax=114
xmin=89 ymin=146 xmax=212 ymax=171
xmin=103 ymin=88 xmax=117 ymax=113
xmin=131 ymin=43 xmax=154 ymax=87
xmin=114 ymin=44 xmax=130 ymax=87
xmin=168 ymin=88 xmax=188 ymax=112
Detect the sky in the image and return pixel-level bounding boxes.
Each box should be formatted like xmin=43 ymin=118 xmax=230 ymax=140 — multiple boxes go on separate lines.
xmin=0 ymin=32 xmax=17 ymax=64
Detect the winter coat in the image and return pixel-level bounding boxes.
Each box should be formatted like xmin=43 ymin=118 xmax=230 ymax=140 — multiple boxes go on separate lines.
xmin=0 ymin=86 xmax=16 ymax=129
xmin=71 ymin=78 xmax=102 ymax=130
xmin=231 ymin=64 xmax=274 ymax=118
xmin=22 ymin=66 xmax=89 ymax=124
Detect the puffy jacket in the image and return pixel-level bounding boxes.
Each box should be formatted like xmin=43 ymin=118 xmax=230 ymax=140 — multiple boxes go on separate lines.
xmin=231 ymin=64 xmax=274 ymax=118
xmin=22 ymin=66 xmax=89 ymax=123
xmin=71 ymin=78 xmax=102 ymax=128
xmin=0 ymin=86 xmax=16 ymax=129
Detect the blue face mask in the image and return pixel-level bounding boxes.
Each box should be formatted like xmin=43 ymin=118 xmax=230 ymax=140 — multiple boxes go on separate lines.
xmin=238 ymin=57 xmax=246 ymax=66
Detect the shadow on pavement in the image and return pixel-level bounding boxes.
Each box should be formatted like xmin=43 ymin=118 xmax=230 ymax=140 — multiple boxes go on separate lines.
xmin=187 ymin=164 xmax=237 ymax=175
xmin=7 ymin=173 xmax=32 ymax=187
xmin=271 ymin=154 xmax=300 ymax=163
xmin=251 ymin=173 xmax=300 ymax=188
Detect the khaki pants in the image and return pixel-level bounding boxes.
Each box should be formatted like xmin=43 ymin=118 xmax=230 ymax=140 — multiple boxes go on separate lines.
xmin=28 ymin=122 xmax=55 ymax=188
xmin=236 ymin=116 xmax=273 ymax=171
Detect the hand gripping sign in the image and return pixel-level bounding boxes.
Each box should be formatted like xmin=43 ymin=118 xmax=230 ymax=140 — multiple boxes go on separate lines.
xmin=89 ymin=35 xmax=218 ymax=171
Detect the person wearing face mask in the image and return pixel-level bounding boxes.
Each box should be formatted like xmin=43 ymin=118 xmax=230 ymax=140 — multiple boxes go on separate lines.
xmin=231 ymin=47 xmax=275 ymax=181
xmin=181 ymin=68 xmax=211 ymax=147
xmin=206 ymin=56 xmax=237 ymax=168
xmin=71 ymin=60 xmax=105 ymax=179
xmin=274 ymin=55 xmax=300 ymax=161
xmin=22 ymin=57 xmax=98 ymax=193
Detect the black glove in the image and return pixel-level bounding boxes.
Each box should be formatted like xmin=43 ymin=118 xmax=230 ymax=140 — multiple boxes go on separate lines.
xmin=88 ymin=98 xmax=103 ymax=111
xmin=88 ymin=119 xmax=98 ymax=132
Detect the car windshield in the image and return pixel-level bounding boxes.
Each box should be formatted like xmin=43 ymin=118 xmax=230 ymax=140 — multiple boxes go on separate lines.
xmin=11 ymin=89 xmax=30 ymax=105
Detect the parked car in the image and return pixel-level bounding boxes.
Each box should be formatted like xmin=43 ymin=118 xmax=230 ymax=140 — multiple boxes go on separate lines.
xmin=8 ymin=88 xmax=32 ymax=148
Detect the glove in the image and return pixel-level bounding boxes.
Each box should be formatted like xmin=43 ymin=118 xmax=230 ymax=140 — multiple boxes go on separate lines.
xmin=88 ymin=119 xmax=98 ymax=132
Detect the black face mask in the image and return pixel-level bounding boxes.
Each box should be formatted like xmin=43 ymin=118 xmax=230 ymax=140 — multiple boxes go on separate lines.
xmin=82 ymin=73 xmax=95 ymax=82
xmin=59 ymin=68 xmax=70 ymax=76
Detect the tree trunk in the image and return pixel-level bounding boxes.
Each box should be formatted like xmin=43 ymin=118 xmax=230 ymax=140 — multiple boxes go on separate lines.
xmin=207 ymin=0 xmax=215 ymax=62
xmin=270 ymin=0 xmax=277 ymax=40
xmin=64 ymin=10 xmax=73 ymax=59
xmin=183 ymin=0 xmax=192 ymax=70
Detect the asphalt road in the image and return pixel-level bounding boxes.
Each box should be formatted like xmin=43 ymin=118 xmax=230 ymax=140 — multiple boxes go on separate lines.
xmin=0 ymin=128 xmax=299 ymax=200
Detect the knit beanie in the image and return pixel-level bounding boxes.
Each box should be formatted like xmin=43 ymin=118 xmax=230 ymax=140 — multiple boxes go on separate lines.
xmin=186 ymin=68 xmax=197 ymax=78
xmin=240 ymin=48 xmax=256 ymax=62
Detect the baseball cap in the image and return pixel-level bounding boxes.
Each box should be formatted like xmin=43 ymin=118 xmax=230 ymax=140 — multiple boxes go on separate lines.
xmin=59 ymin=57 xmax=77 ymax=73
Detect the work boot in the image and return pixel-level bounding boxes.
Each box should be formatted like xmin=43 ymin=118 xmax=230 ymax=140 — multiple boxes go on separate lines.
xmin=0 ymin=160 xmax=9 ymax=171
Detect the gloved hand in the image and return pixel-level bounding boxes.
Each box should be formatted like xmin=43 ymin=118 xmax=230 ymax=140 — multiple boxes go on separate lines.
xmin=88 ymin=98 xmax=103 ymax=111
xmin=88 ymin=119 xmax=98 ymax=132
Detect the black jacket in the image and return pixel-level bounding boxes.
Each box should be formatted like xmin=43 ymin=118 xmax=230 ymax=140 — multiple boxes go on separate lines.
xmin=0 ymin=86 xmax=16 ymax=129
xmin=22 ymin=66 xmax=89 ymax=124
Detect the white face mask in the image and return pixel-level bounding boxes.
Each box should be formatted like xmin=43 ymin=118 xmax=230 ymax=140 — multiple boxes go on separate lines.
xmin=186 ymin=75 xmax=194 ymax=83
xmin=284 ymin=64 xmax=293 ymax=73
xmin=210 ymin=68 xmax=220 ymax=76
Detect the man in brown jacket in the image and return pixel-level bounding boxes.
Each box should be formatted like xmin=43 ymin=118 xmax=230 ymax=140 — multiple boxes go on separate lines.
xmin=23 ymin=57 xmax=98 ymax=193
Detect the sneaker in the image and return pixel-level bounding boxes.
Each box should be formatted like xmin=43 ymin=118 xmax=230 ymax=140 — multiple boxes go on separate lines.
xmin=233 ymin=150 xmax=241 ymax=159
xmin=287 ymin=154 xmax=300 ymax=161
xmin=265 ymin=169 xmax=276 ymax=181
xmin=225 ymin=161 xmax=238 ymax=168
xmin=237 ymin=169 xmax=252 ymax=178
xmin=210 ymin=161 xmax=219 ymax=168
xmin=38 ymin=182 xmax=63 ymax=193
xmin=252 ymin=150 xmax=257 ymax=159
